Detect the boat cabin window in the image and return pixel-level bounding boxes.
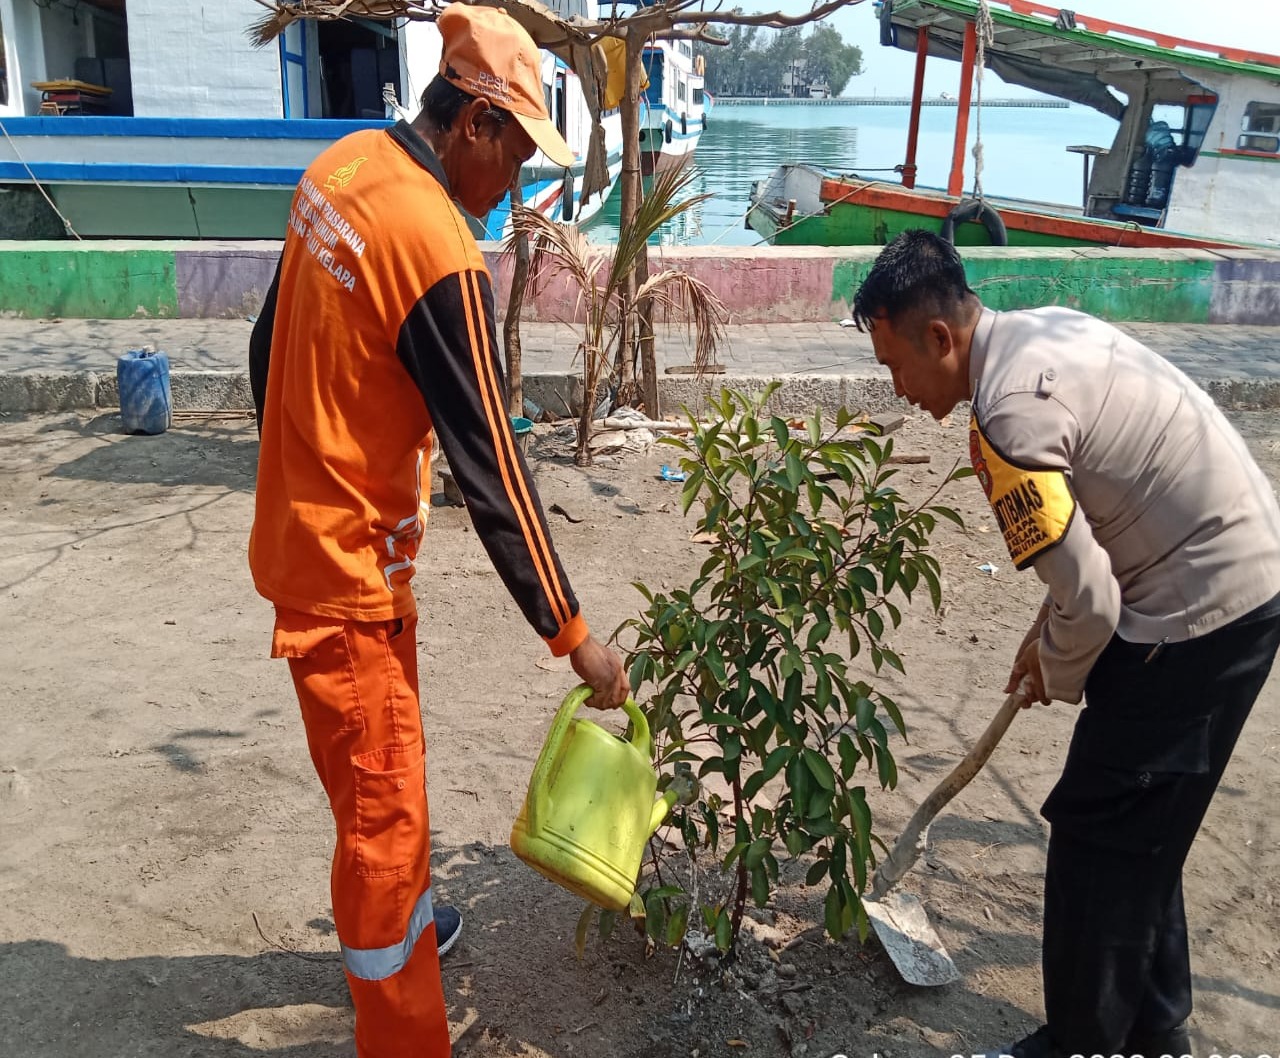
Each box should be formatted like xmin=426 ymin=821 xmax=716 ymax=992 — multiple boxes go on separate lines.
xmin=1240 ymin=101 xmax=1280 ymax=155
xmin=315 ymin=18 xmax=400 ymax=119
xmin=693 ymin=86 xmax=704 ymax=106
xmin=32 ymin=0 xmax=133 ymax=115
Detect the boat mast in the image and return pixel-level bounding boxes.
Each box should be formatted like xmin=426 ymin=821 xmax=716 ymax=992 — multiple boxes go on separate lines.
xmin=946 ymin=20 xmax=978 ymax=196
xmin=901 ymin=26 xmax=930 ymax=189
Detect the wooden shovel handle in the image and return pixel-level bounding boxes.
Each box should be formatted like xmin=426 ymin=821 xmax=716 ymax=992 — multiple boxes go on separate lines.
xmin=869 ymin=689 xmax=1027 ymax=900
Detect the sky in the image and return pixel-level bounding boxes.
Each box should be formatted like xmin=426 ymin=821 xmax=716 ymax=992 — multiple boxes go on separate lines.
xmin=721 ymin=0 xmax=1280 ymax=98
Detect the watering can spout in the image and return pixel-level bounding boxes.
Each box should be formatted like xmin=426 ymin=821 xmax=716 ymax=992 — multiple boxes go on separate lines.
xmin=649 ymin=787 xmax=678 ymax=836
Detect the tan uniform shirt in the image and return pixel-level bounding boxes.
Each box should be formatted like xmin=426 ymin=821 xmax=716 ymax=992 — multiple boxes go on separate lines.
xmin=968 ymin=307 xmax=1280 ymax=702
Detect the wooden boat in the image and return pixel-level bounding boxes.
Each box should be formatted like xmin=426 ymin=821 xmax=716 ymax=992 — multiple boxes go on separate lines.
xmin=748 ymin=0 xmax=1280 ymax=249
xmin=0 ymin=0 xmax=620 ymax=239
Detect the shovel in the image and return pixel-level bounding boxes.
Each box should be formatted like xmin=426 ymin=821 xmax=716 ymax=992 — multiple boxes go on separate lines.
xmin=863 ymin=687 xmax=1029 ymax=986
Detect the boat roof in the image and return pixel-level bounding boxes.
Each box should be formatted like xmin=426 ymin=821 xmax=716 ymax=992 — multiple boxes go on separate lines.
xmin=880 ymin=0 xmax=1280 ymax=116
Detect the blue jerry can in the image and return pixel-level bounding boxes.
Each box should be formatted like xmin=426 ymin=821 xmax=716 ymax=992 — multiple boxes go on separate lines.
xmin=117 ymin=350 xmax=172 ymax=435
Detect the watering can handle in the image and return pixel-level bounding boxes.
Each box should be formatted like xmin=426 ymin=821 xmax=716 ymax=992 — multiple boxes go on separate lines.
xmin=528 ymin=685 xmax=648 ymax=834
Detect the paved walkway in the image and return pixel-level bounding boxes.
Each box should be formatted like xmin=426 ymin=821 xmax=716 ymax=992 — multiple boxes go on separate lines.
xmin=0 ymin=317 xmax=1277 ymax=410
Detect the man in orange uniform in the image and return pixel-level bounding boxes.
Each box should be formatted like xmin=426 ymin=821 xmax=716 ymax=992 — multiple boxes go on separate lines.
xmin=247 ymin=6 xmax=629 ymax=1055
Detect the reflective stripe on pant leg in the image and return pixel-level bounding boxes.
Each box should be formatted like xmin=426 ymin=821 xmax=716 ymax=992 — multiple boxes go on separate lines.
xmin=280 ymin=609 xmax=450 ymax=1058
xmin=342 ymin=884 xmax=434 ymax=980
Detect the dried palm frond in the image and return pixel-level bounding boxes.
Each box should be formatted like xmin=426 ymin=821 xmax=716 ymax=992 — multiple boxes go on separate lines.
xmin=246 ymin=0 xmax=440 ymax=47
xmin=634 ymin=269 xmax=727 ymax=376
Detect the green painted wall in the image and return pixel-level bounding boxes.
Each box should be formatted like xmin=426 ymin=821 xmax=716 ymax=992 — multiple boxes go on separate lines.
xmin=831 ymin=254 xmax=1215 ymax=323
xmin=0 ymin=248 xmax=179 ymax=319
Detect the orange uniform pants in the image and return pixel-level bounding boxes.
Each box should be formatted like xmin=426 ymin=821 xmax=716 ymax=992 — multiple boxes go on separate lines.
xmin=272 ymin=607 xmax=450 ymax=1058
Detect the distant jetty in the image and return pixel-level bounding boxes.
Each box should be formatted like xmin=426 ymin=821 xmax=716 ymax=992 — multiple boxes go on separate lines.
xmin=713 ymin=96 xmax=1068 ymax=108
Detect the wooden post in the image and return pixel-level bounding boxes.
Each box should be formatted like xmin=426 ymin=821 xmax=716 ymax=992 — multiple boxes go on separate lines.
xmin=503 ymin=183 xmax=530 ymax=417
xmin=902 ymin=26 xmax=929 ymax=189
xmin=619 ymin=29 xmax=659 ymax=418
xmin=946 ymin=21 xmax=977 ymax=198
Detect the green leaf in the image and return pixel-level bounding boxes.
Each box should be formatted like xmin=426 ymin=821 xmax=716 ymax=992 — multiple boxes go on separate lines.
xmin=771 ymin=416 xmax=790 ymax=449
xmin=837 ymin=733 xmax=861 ymax=780
xmin=761 ymin=744 xmax=792 ymax=782
xmin=744 ymin=836 xmax=771 ymax=870
xmin=849 ymin=566 xmax=876 ymax=592
xmin=824 ymin=883 xmax=846 ymax=940
xmin=880 ymin=693 xmax=907 ymax=739
xmin=931 ymin=504 xmax=965 ymax=527
xmin=680 ymin=467 xmax=705 ymax=515
xmin=866 ymin=609 xmax=884 ymax=639
xmin=922 ymin=563 xmax=943 ymax=611
xmin=875 ymin=744 xmax=900 ymax=789
xmin=802 ymin=748 xmax=836 ymax=791
xmin=629 ymin=890 xmax=646 ymax=920
xmin=805 ymin=858 xmax=828 ymax=886
xmin=714 ymin=907 xmax=733 ymax=952
xmin=575 ymin=903 xmax=593 ymax=960
xmin=806 ymin=620 xmax=833 ymax=652
xmin=644 ymin=891 xmax=667 ymax=941
xmin=666 ymin=903 xmax=690 ymax=947
xmin=751 ymin=864 xmax=770 ymax=907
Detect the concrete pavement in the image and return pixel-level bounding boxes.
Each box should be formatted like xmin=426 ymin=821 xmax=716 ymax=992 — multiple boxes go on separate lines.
xmin=0 ymin=316 xmax=1277 ymax=414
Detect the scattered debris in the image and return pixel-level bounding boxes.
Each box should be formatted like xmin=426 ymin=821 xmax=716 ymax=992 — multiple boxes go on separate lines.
xmin=886 ymin=454 xmax=930 ymax=465
xmin=690 ymin=531 xmax=717 ymax=545
xmin=838 ymin=318 xmax=857 ymax=328
xmin=868 ymin=412 xmax=906 ymax=435
xmin=588 ymin=431 xmax=629 ymax=453
xmin=438 ymin=468 xmax=465 ymax=507
xmin=976 ymin=562 xmax=998 ymax=576
xmin=548 ymin=503 xmax=583 ymax=524
xmin=660 ymin=465 xmax=687 ymax=483
xmin=665 ymin=363 xmax=726 ymax=375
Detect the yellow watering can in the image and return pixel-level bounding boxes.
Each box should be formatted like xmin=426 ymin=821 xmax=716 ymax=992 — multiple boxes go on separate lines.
xmin=511 ymin=685 xmax=677 ymax=911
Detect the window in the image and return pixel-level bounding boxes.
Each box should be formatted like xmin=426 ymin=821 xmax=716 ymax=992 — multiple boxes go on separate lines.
xmin=1240 ymin=101 xmax=1280 ymax=154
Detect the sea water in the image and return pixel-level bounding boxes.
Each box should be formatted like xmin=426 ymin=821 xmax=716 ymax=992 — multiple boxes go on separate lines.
xmin=582 ymin=101 xmax=1119 ymax=246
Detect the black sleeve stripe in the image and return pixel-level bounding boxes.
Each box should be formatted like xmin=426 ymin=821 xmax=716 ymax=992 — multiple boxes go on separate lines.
xmin=458 ymin=270 xmax=573 ymax=627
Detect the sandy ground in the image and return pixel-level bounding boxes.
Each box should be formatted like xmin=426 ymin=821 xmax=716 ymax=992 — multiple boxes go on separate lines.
xmin=1 ymin=407 xmax=1277 ymax=1058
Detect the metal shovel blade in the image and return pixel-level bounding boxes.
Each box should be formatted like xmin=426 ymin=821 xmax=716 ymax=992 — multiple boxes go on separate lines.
xmin=864 ymin=890 xmax=961 ymax=986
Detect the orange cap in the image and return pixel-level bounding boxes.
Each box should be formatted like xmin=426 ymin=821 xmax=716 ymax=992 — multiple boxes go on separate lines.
xmin=437 ymin=2 xmax=575 ymax=169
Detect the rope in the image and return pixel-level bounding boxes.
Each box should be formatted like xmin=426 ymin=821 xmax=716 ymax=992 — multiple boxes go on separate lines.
xmin=0 ymin=119 xmax=82 ymax=239
xmin=970 ymin=0 xmax=995 ymax=202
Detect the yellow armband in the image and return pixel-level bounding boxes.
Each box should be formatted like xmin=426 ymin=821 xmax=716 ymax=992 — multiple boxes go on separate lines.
xmin=969 ymin=415 xmax=1075 ymax=570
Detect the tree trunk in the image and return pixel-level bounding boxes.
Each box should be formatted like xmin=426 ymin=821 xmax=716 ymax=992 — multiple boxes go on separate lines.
xmin=620 ymin=31 xmax=659 ymax=419
xmin=614 ymin=28 xmax=648 ymax=407
xmin=503 ymin=184 xmax=531 ymax=418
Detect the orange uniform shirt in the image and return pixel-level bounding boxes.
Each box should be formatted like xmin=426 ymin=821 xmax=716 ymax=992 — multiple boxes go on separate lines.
xmin=249 ymin=122 xmax=587 ymax=656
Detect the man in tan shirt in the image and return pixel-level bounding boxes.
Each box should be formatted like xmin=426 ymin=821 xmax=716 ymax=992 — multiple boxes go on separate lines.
xmin=853 ymin=230 xmax=1280 ymax=1058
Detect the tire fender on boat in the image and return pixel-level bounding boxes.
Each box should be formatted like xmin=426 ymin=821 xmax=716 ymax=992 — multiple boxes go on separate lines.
xmin=561 ymin=170 xmax=575 ymax=223
xmin=940 ymin=198 xmax=1008 ymax=246
xmin=664 ymin=119 xmax=673 ymax=144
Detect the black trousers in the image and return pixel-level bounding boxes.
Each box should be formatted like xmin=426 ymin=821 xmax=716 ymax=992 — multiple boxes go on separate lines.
xmin=1040 ymin=594 xmax=1280 ymax=1052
